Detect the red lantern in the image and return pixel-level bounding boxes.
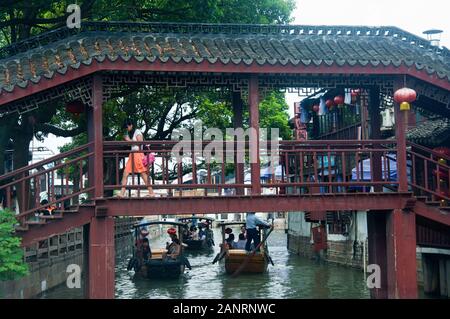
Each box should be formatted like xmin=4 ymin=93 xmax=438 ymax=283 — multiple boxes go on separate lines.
xmin=312 ymin=104 xmax=320 ymax=113
xmin=334 ymin=95 xmax=344 ymax=106
xmin=393 ymin=88 xmax=417 ymax=104
xmin=65 ymin=100 xmax=85 ymax=116
xmin=325 ymin=99 xmax=335 ymax=109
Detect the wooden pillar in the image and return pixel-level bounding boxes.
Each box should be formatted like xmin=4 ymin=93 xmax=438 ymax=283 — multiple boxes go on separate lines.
xmin=232 ymin=91 xmax=245 ymax=196
xmin=386 ymin=209 xmax=418 ymax=298
xmin=367 ymin=211 xmax=388 ymax=298
xmin=248 ymin=75 xmax=261 ymax=195
xmin=83 ymin=223 xmax=90 ymax=298
xmin=439 ymin=258 xmax=448 ymax=297
xmin=422 ymin=254 xmax=438 ymax=294
xmin=368 ymin=87 xmax=383 ymax=192
xmin=88 ymin=216 xmax=115 ymax=299
xmin=394 ymin=78 xmax=408 ymax=192
xmin=87 ymin=75 xmax=104 ymax=198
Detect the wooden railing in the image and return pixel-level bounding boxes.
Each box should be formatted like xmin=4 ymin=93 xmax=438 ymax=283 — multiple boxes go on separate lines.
xmin=407 ymin=142 xmax=450 ymax=202
xmin=0 ymin=143 xmax=94 ymax=226
xmin=103 ymin=139 xmax=400 ymax=197
xmin=264 ymin=139 xmax=399 ymax=195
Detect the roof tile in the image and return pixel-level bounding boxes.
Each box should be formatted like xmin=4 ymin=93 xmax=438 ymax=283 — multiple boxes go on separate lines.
xmin=0 ymin=22 xmax=448 ymax=93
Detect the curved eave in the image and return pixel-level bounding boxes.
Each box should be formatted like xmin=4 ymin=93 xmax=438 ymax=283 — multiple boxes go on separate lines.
xmin=1 ymin=58 xmax=449 ymax=107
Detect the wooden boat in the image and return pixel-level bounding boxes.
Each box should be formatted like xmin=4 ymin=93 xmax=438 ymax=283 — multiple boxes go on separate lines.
xmin=127 ymin=221 xmax=191 ymax=279
xmin=177 ymin=216 xmax=215 ymax=251
xmin=213 ymin=221 xmax=273 ymax=275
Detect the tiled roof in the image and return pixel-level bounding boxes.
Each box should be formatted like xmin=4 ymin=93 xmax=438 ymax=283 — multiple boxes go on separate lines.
xmin=407 ymin=117 xmax=450 ymax=146
xmin=0 ymin=21 xmax=449 ymax=94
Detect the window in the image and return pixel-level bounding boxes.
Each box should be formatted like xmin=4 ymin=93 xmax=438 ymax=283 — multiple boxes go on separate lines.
xmin=326 ymin=211 xmax=352 ymax=235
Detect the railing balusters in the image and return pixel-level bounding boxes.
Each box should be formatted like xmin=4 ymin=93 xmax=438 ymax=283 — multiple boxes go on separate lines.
xmin=327 ymin=148 xmax=332 ymax=193
xmin=115 ymin=154 xmax=119 ymax=191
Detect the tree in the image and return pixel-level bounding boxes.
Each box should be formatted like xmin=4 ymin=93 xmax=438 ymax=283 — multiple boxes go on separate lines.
xmin=0 ymin=209 xmax=28 ymax=281
xmin=0 ymin=0 xmax=295 ymax=197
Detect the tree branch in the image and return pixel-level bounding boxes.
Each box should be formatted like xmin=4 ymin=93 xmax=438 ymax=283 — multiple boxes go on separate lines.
xmin=35 ymin=123 xmax=84 ymax=137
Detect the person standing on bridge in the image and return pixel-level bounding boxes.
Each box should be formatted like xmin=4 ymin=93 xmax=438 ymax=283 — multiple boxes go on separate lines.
xmin=118 ymin=119 xmax=154 ymax=198
xmin=245 ymin=212 xmax=272 ymax=252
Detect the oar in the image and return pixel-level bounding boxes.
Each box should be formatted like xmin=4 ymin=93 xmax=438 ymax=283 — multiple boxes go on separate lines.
xmin=212 ymin=247 xmax=227 ymax=264
xmin=230 ymin=226 xmax=274 ymax=278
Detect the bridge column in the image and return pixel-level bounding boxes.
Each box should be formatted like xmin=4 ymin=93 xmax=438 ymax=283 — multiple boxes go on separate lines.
xmin=386 ymin=209 xmax=418 ymax=298
xmin=232 ymin=91 xmax=245 ymax=196
xmin=367 ymin=211 xmax=388 ymax=298
xmin=248 ymin=75 xmax=261 ymax=195
xmin=394 ymin=78 xmax=408 ymax=192
xmin=368 ymin=86 xmax=383 ymax=192
xmin=87 ymin=74 xmax=104 ymax=198
xmin=88 ymin=216 xmax=115 ymax=299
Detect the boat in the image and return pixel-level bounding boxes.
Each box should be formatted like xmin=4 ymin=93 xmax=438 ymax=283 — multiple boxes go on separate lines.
xmin=177 ymin=216 xmax=215 ymax=250
xmin=127 ymin=220 xmax=191 ymax=279
xmin=213 ymin=221 xmax=274 ymax=275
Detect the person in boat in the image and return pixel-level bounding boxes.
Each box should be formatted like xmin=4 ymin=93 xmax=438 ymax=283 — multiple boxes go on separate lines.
xmin=191 ymin=214 xmax=198 ymax=227
xmin=138 ymin=237 xmax=152 ymax=261
xmin=198 ymin=224 xmax=206 ymax=240
xmin=190 ymin=225 xmax=199 ymax=240
xmin=225 ymin=228 xmax=235 ymax=249
xmin=245 ymin=212 xmax=272 ymax=252
xmin=235 ymin=233 xmax=247 ymax=249
xmin=164 ymin=236 xmax=181 ymax=260
xmin=204 ymin=222 xmax=214 ymax=246
xmin=118 ymin=118 xmax=154 ymax=198
xmin=240 ymin=225 xmax=247 ymax=239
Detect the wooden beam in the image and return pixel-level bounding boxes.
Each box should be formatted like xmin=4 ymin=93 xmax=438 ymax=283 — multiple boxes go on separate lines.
xmin=1 ymin=59 xmax=449 ymax=106
xmin=248 ymin=75 xmax=261 ymax=195
xmin=99 ymin=193 xmax=413 ymax=216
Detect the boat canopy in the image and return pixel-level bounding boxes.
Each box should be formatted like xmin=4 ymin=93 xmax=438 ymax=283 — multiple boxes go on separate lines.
xmin=217 ymin=221 xmax=246 ymax=227
xmin=178 ymin=216 xmax=215 ymax=222
xmin=132 ymin=220 xmax=188 ymax=228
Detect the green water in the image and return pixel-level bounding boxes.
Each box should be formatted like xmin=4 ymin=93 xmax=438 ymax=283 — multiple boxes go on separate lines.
xmin=40 ymin=229 xmax=372 ymax=299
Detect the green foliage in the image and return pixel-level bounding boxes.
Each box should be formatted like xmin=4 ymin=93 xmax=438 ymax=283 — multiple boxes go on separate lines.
xmin=0 ymin=209 xmax=28 ymax=281
xmin=0 ymin=0 xmax=295 ymax=174
xmin=258 ymin=91 xmax=292 ymax=140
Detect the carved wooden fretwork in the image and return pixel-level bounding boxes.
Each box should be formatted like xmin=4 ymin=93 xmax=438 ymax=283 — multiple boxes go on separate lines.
xmin=1 ymin=72 xmax=448 ymax=117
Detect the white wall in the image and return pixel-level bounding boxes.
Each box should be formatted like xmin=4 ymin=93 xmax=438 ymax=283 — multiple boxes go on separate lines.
xmin=288 ymin=212 xmax=311 ymax=237
xmin=288 ymin=211 xmax=368 ymax=243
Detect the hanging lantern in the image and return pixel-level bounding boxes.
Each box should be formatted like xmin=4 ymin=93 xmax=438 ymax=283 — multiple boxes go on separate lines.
xmin=438 ymin=158 xmax=446 ymax=165
xmin=325 ymin=99 xmax=335 ymax=110
xmin=400 ymin=101 xmax=410 ymax=111
xmin=393 ymin=87 xmax=416 ymax=111
xmin=312 ymin=104 xmax=320 ymax=113
xmin=65 ymin=100 xmax=85 ymax=117
xmin=334 ymin=95 xmax=344 ymax=106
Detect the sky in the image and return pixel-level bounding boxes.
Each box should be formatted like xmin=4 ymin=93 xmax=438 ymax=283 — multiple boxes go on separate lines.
xmin=35 ymin=0 xmax=450 ymax=156
xmin=285 ymin=0 xmax=450 ymax=115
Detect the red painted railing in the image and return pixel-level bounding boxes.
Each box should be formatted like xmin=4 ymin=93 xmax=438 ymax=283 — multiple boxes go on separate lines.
xmin=264 ymin=139 xmax=399 ymax=194
xmin=417 ymin=223 xmax=450 ymax=248
xmin=406 ymin=142 xmax=450 ymax=202
xmin=103 ymin=139 xmax=400 ymax=197
xmin=0 ymin=143 xmax=94 ymax=226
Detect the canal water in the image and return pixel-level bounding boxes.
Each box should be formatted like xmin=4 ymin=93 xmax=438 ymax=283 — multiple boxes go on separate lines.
xmin=41 ymin=228 xmax=371 ymax=299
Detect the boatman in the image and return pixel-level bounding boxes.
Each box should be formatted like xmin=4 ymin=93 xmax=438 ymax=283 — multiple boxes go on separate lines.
xmin=245 ymin=212 xmax=272 ymax=252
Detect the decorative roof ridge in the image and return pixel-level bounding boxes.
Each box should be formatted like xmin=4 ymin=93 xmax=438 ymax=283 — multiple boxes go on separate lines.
xmin=0 ymin=21 xmax=448 ymax=60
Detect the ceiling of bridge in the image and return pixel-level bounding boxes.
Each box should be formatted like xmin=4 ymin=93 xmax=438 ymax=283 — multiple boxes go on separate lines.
xmin=0 ymin=22 xmax=449 ymax=95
